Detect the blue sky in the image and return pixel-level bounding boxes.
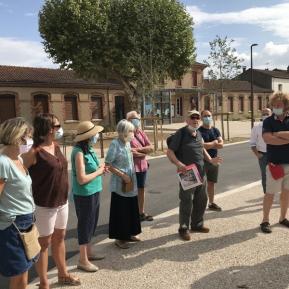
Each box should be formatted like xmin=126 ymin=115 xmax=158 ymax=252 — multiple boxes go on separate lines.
xmin=0 ymin=0 xmax=289 ymax=71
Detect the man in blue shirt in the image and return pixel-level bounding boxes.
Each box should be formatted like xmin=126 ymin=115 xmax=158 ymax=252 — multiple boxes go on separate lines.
xmin=261 ymin=93 xmax=289 ymax=233
xmin=199 ymin=110 xmax=224 ymax=211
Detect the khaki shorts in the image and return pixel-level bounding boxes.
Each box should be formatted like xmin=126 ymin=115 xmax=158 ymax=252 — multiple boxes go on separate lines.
xmin=35 ymin=202 xmax=69 ymax=237
xmin=266 ymin=164 xmax=289 ymax=194
xmin=204 ymin=161 xmax=219 ymax=183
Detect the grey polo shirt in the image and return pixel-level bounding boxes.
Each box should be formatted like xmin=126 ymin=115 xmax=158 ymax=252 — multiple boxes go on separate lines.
xmin=168 ymin=126 xmax=205 ymax=177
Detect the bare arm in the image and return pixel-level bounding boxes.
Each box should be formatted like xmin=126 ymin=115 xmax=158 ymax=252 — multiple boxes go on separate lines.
xmin=263 ymin=132 xmax=289 ymax=145
xmin=203 ymin=137 xmax=224 ymax=150
xmin=75 ymin=152 xmax=105 ymax=185
xmin=251 ymin=146 xmax=262 ymax=159
xmin=131 ymin=148 xmax=147 ymax=158
xmin=166 ymin=149 xmax=186 ymax=173
xmin=203 ymin=148 xmax=222 ymax=165
xmin=273 ymin=131 xmax=289 ymax=140
xmin=0 ymin=179 xmax=5 ymax=196
xmin=136 ymin=145 xmax=153 ymax=154
xmin=215 ymin=137 xmax=224 ymax=149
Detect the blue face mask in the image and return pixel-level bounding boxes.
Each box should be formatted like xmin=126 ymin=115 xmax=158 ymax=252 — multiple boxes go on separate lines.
xmin=273 ymin=108 xmax=284 ymax=116
xmin=202 ymin=116 xmax=212 ymax=125
xmin=131 ymin=118 xmax=141 ymax=128
xmin=90 ymin=133 xmax=99 ymax=144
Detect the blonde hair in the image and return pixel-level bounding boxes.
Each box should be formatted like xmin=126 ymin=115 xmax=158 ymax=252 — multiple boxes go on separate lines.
xmin=116 ymin=119 xmax=135 ymax=140
xmin=270 ymin=92 xmax=289 ymax=109
xmin=0 ymin=117 xmax=30 ymax=146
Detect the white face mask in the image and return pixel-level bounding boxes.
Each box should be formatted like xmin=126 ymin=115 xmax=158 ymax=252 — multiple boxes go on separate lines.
xmin=90 ymin=133 xmax=100 ymax=144
xmin=188 ymin=125 xmax=198 ymax=132
xmin=19 ymin=138 xmax=33 ymax=154
xmin=54 ymin=127 xmax=64 ymax=140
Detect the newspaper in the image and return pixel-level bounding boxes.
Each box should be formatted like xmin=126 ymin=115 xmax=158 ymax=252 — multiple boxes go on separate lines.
xmin=177 ymin=164 xmax=203 ymax=190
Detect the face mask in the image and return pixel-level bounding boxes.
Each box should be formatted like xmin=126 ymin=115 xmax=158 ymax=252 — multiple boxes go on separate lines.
xmin=19 ymin=138 xmax=33 ymax=154
xmin=202 ymin=116 xmax=212 ymax=126
xmin=273 ymin=108 xmax=284 ymax=116
xmin=90 ymin=133 xmax=99 ymax=144
xmin=131 ymin=118 xmax=141 ymax=128
xmin=188 ymin=125 xmax=198 ymax=132
xmin=54 ymin=127 xmax=64 ymax=140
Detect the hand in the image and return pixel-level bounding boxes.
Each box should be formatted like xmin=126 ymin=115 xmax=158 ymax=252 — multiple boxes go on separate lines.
xmin=211 ymin=156 xmax=222 ymax=166
xmin=177 ymin=162 xmax=187 ymax=173
xmin=98 ymin=163 xmax=105 ymax=175
xmin=131 ymin=148 xmax=138 ymax=153
xmin=122 ymin=174 xmax=131 ymax=184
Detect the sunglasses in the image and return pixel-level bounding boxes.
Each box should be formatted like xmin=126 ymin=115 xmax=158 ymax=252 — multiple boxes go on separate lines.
xmin=53 ymin=124 xmax=61 ymax=129
xmin=190 ymin=115 xmax=200 ymax=120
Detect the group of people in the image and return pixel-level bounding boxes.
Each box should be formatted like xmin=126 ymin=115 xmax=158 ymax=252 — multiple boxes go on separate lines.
xmin=1 ymin=91 xmax=289 ymax=288
xmin=0 ymin=111 xmax=153 ymax=289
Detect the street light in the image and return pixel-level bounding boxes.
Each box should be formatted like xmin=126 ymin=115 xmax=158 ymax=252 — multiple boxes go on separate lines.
xmin=250 ymin=43 xmax=258 ymax=128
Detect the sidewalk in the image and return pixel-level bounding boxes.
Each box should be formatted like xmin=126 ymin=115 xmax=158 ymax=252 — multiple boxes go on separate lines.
xmin=28 ymin=182 xmax=289 ymax=289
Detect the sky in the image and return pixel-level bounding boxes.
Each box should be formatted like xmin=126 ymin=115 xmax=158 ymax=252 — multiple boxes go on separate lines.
xmin=0 ymin=0 xmax=288 ymax=71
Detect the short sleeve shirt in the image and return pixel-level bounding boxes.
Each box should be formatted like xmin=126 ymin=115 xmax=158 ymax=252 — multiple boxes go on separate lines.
xmin=0 ymin=155 xmax=34 ymax=229
xmin=198 ymin=126 xmax=221 ymax=158
xmin=71 ymin=146 xmax=102 ymax=196
xmin=168 ymin=126 xmax=205 ymax=177
xmin=105 ymin=139 xmax=137 ymax=197
xmin=262 ymin=114 xmax=289 ymax=164
xmin=130 ymin=129 xmax=151 ymax=172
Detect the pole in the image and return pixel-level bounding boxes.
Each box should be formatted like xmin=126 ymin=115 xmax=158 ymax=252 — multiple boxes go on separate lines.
xmin=250 ymin=43 xmax=258 ymax=128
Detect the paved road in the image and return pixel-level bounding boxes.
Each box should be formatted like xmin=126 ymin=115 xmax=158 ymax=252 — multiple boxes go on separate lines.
xmin=0 ymin=142 xmax=260 ymax=287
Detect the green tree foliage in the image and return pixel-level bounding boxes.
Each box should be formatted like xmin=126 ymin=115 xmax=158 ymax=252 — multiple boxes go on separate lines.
xmin=204 ymin=35 xmax=243 ymax=80
xmin=39 ymin=0 xmax=195 ymax=107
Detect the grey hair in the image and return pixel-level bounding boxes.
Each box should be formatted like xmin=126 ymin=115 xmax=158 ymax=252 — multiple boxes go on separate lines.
xmin=126 ymin=110 xmax=140 ymax=120
xmin=116 ymin=119 xmax=135 ymax=140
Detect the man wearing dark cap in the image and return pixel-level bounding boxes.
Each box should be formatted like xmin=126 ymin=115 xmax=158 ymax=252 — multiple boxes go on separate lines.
xmin=167 ymin=110 xmax=222 ymax=241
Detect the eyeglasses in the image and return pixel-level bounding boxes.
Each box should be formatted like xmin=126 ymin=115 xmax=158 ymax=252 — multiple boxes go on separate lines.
xmin=190 ymin=115 xmax=200 ymax=120
xmin=53 ymin=124 xmax=61 ymax=129
xmin=202 ymin=115 xmax=212 ymax=118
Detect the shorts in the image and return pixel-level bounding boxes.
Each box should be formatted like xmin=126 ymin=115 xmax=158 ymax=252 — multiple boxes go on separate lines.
xmin=35 ymin=202 xmax=69 ymax=237
xmin=204 ymin=161 xmax=219 ymax=183
xmin=0 ymin=213 xmax=38 ymax=277
xmin=136 ymin=171 xmax=147 ymax=189
xmin=266 ymin=164 xmax=289 ymax=194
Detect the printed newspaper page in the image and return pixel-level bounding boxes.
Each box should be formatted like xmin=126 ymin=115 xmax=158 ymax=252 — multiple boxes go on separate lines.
xmin=177 ymin=164 xmax=202 ymax=190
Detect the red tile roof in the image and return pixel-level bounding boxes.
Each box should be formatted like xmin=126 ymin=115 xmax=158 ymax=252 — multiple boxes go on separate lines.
xmin=0 ymin=65 xmax=122 ymax=89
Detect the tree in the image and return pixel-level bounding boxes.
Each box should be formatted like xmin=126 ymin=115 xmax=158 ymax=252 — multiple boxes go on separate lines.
xmin=39 ymin=0 xmax=196 ymax=110
xmin=203 ymin=35 xmax=243 ymax=137
xmin=204 ymin=35 xmax=243 ymax=80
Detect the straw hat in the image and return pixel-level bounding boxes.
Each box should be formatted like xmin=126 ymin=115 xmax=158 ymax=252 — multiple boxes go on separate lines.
xmin=74 ymin=121 xmax=104 ymax=142
xmin=187 ymin=110 xmax=200 ymax=117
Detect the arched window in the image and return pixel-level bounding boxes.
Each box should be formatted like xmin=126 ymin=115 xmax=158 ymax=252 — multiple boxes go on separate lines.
xmin=91 ymin=96 xmax=103 ymax=119
xmin=0 ymin=94 xmax=16 ymax=123
xmin=33 ymin=94 xmax=49 ymax=114
xmin=64 ymin=95 xmax=78 ymax=120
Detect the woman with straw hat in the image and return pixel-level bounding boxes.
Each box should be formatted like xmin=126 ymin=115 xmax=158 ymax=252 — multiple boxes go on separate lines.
xmin=71 ymin=121 xmax=105 ymax=272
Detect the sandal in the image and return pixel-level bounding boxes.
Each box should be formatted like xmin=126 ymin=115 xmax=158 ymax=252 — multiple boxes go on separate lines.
xmin=58 ymin=274 xmax=81 ymax=286
xmin=140 ymin=213 xmax=154 ymax=222
xmin=279 ymin=218 xmax=289 ymax=228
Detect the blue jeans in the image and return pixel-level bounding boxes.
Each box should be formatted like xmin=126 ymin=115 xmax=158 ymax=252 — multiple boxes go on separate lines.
xmin=258 ymin=153 xmax=268 ymax=193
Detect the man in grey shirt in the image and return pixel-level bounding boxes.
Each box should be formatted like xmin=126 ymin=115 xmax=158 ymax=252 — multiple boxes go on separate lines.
xmin=167 ymin=110 xmax=221 ymax=241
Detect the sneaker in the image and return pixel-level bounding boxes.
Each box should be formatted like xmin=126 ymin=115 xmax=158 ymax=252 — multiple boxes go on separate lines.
xmin=260 ymin=222 xmax=272 ymax=233
xmin=178 ymin=228 xmax=191 ymax=241
xmin=77 ymin=262 xmax=98 ymax=272
xmin=190 ymin=226 xmax=210 ymax=233
xmin=140 ymin=213 xmax=154 ymax=222
xmin=208 ymin=203 xmax=222 ymax=211
xmin=115 ymin=240 xmax=130 ymax=249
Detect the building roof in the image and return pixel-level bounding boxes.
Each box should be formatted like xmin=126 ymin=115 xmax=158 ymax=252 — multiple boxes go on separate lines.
xmin=253 ymin=68 xmax=289 ymax=79
xmin=203 ymin=79 xmax=273 ymax=93
xmin=0 ymin=65 xmax=123 ymax=89
xmin=193 ymin=61 xmax=207 ymax=67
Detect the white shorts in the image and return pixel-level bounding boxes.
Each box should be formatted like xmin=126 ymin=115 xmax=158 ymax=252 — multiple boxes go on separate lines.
xmin=266 ymin=164 xmax=289 ymax=194
xmin=35 ymin=202 xmax=69 ymax=237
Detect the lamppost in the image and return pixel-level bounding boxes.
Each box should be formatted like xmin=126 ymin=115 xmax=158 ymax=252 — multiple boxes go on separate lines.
xmin=250 ymin=43 xmax=258 ymax=128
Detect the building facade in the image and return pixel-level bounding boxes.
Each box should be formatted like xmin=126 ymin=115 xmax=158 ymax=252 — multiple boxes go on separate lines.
xmin=0 ymin=65 xmax=127 ymax=131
